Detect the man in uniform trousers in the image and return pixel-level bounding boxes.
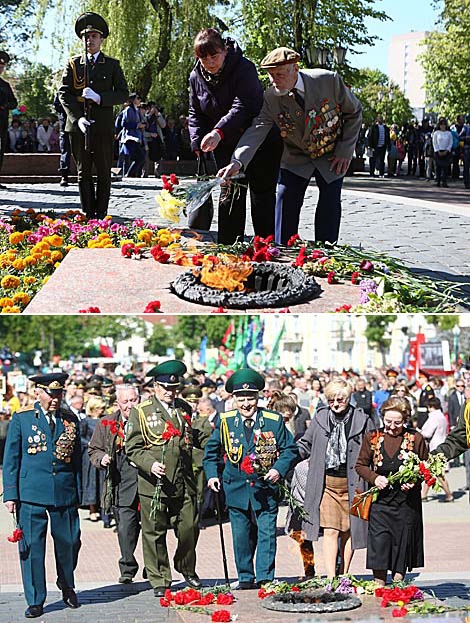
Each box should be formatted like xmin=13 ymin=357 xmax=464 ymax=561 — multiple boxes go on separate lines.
xmin=0 ymin=51 xmax=18 ymax=190
xmin=204 ymin=369 xmax=298 ymax=589
xmin=125 ymin=360 xmax=210 ymax=596
xmin=217 ymin=47 xmax=362 ymax=245
xmin=2 ymin=373 xmax=81 ymax=619
xmin=88 ymin=383 xmax=141 ymax=583
xmin=59 ymin=12 xmax=129 ymax=219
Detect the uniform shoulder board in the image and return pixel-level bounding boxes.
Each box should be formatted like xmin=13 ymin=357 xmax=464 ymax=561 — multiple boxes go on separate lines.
xmin=15 ymin=404 xmax=35 ymax=414
xmin=221 ymin=410 xmax=237 ymax=419
xmin=261 ymin=409 xmax=280 ymax=421
xmin=139 ymin=399 xmax=153 ymax=408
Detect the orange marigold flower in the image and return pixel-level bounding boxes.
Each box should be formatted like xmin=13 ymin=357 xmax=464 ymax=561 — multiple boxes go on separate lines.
xmin=0 ymin=297 xmax=14 ymax=307
xmin=50 ymin=250 xmax=63 ymax=262
xmin=9 ymin=232 xmax=25 ymax=245
xmin=1 ymin=275 xmax=21 ymax=289
xmin=12 ymin=292 xmax=30 ymax=305
xmin=1 ymin=305 xmax=20 ymax=314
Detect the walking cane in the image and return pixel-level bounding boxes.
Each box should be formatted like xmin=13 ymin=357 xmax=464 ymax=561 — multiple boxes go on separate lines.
xmin=215 ymin=489 xmax=230 ymax=589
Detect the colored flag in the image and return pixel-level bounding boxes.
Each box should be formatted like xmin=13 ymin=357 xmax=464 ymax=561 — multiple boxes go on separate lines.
xmin=199 ymin=335 xmax=208 ymax=366
xmin=267 ymin=320 xmax=286 ymax=367
xmin=99 ymin=343 xmax=114 ymax=358
xmin=221 ymin=319 xmax=235 ymax=350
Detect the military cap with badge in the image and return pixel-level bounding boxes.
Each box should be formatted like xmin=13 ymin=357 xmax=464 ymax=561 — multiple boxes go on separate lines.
xmin=225 ymin=368 xmax=265 ymax=394
xmin=74 ymin=12 xmax=109 ymax=39
xmin=147 ymin=360 xmax=187 ymax=387
xmin=0 ymin=51 xmax=11 ymax=65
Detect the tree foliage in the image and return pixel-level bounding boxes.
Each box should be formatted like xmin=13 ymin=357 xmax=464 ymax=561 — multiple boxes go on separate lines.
xmin=14 ymin=61 xmax=56 ymax=118
xmin=364 ymin=315 xmax=397 ymax=364
xmin=351 ymin=68 xmax=413 ymax=126
xmin=0 ymin=0 xmax=34 ymax=48
xmin=421 ymin=0 xmax=470 ymax=119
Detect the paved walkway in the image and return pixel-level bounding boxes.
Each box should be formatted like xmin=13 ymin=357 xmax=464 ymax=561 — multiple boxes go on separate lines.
xmin=0 ymin=175 xmax=469 ymax=292
xmin=0 ymin=466 xmax=469 ymax=622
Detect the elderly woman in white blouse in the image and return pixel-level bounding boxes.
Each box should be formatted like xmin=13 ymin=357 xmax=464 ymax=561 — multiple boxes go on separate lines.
xmin=419 ymin=396 xmax=454 ymax=502
xmin=432 ymin=117 xmax=453 ymax=188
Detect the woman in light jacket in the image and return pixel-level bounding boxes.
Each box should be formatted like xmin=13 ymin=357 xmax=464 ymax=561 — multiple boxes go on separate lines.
xmin=432 ymin=117 xmax=453 ymax=188
xmin=293 ymin=378 xmax=377 ymax=578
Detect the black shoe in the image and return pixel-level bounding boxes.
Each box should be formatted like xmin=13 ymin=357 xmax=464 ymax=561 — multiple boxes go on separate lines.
xmin=25 ymin=606 xmax=43 ymax=619
xmin=60 ymin=177 xmax=68 ymax=187
xmin=154 ymin=587 xmax=167 ymax=597
xmin=62 ymin=588 xmax=79 ymax=608
xmin=183 ymin=573 xmax=202 ymax=589
xmin=118 ymin=576 xmax=133 ymax=584
xmin=236 ymin=581 xmax=257 ymax=590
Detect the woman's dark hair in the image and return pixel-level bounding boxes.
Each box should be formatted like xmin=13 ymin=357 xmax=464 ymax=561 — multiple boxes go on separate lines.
xmin=426 ymin=397 xmax=442 ymax=410
xmin=194 ymin=28 xmax=226 ymax=58
xmin=438 ymin=117 xmax=448 ymax=128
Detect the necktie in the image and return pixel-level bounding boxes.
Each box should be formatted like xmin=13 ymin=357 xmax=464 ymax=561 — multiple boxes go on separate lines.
xmin=243 ymin=418 xmax=254 ymax=442
xmin=291 ymin=88 xmax=305 ymax=110
xmin=48 ymin=412 xmax=55 ymax=436
xmin=89 ymin=54 xmax=95 ymax=68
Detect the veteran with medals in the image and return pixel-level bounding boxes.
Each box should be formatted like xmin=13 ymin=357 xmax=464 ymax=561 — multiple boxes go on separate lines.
xmin=125 ymin=360 xmax=210 ymax=597
xmin=58 ymin=12 xmax=129 ymax=220
xmin=2 ymin=373 xmax=81 ymax=619
xmin=204 ymin=369 xmax=298 ymax=588
xmin=218 ymin=47 xmax=362 ymax=245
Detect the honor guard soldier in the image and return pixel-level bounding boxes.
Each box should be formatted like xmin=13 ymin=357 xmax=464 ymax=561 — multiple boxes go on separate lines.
xmin=59 ymin=12 xmax=129 ymax=219
xmin=204 ymin=368 xmax=298 ymax=589
xmin=0 ymin=51 xmax=18 ymax=190
xmin=2 ymin=373 xmax=81 ymax=619
xmin=217 ymin=47 xmax=362 ymax=245
xmin=125 ymin=360 xmax=211 ymax=596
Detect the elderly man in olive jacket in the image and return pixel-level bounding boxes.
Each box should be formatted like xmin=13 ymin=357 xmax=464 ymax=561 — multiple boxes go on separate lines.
xmin=218 ymin=46 xmax=362 ymax=246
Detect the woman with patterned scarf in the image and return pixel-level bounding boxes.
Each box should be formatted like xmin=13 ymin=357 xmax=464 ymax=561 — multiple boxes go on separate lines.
xmin=296 ymin=379 xmax=377 ymax=578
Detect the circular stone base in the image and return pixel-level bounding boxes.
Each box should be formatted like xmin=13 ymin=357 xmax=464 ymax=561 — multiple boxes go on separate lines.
xmin=261 ymin=590 xmax=362 ymax=613
xmin=170 ymin=262 xmax=322 ymax=309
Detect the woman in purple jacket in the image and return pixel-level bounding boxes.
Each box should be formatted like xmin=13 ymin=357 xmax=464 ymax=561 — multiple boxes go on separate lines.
xmin=189 ymin=28 xmax=282 ymax=244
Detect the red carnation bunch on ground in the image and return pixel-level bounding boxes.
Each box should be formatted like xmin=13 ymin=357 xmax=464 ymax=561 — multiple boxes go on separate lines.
xmin=78 ymin=306 xmax=101 ymax=313
xmin=143 ymin=301 xmax=162 ymax=313
xmin=375 ymin=585 xmax=423 ymax=608
xmin=121 ymin=242 xmax=142 ymax=258
xmin=159 ymin=587 xmax=234 ymax=616
xmin=287 ymin=233 xmax=301 ymax=247
xmin=161 ymin=173 xmax=179 ymax=193
xmin=211 ymin=610 xmax=231 ymax=622
xmin=150 ymin=245 xmax=170 ymax=263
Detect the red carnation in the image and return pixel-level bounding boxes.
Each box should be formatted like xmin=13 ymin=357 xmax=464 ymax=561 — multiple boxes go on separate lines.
xmin=211 ymin=611 xmax=231 ymax=622
xmin=293 ymin=246 xmax=307 ymax=267
xmin=253 ymin=249 xmax=269 ymax=262
xmin=327 ymin=271 xmax=337 ymax=284
xmin=192 ymin=253 xmax=204 ymax=266
xmin=143 ymin=301 xmax=162 ymax=313
xmin=392 ymin=607 xmax=408 ymax=617
xmin=161 ymin=422 xmax=182 ymax=440
xmin=7 ymin=528 xmax=23 ymax=543
xmin=164 ymin=589 xmax=173 ymax=601
xmin=240 ymin=455 xmax=255 ymax=474
xmin=160 ymin=597 xmax=171 ymax=607
xmin=351 ymin=271 xmax=361 ymax=284
xmin=121 ymin=242 xmax=136 ymax=258
xmin=79 ymin=307 xmax=101 ymax=313
xmin=216 ymin=593 xmax=234 ymax=605
xmin=150 ymin=245 xmax=170 ymax=263
xmin=310 ymin=249 xmax=325 ymax=260
xmin=169 ymin=173 xmax=179 ymax=185
xmin=287 ymin=233 xmax=301 ymax=247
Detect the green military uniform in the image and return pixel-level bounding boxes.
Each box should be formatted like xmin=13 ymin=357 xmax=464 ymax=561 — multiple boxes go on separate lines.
xmin=125 ymin=361 xmax=210 ymax=593
xmin=0 ymin=51 xmax=18 ymax=188
xmin=58 ymin=13 xmax=128 ymax=219
xmin=433 ymin=400 xmax=470 ymax=459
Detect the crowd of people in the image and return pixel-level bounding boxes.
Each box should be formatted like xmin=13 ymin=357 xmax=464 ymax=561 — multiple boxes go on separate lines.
xmin=359 ymin=114 xmax=470 ymax=188
xmin=1 ymin=358 xmax=470 ymax=617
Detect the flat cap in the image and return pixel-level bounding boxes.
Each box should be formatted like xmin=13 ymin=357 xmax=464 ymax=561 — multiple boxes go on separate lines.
xmin=226 ymin=368 xmax=265 ymax=394
xmin=0 ymin=51 xmax=10 ymax=64
xmin=147 ymin=360 xmax=187 ymax=387
xmin=75 ymin=12 xmax=109 ymax=39
xmin=260 ymin=47 xmax=301 ymax=69
xmin=30 ymin=372 xmax=69 ymax=392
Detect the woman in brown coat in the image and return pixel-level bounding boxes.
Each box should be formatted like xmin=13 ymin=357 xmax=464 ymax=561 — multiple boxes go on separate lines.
xmin=356 ymin=396 xmax=428 ymax=585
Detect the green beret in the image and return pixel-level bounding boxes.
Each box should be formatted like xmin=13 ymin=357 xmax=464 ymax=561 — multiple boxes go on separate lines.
xmin=0 ymin=51 xmax=10 ymax=64
xmin=147 ymin=360 xmax=187 ymax=387
xmin=75 ymin=12 xmax=109 ymax=39
xmin=226 ymin=368 xmax=265 ymax=394
xmin=260 ymin=47 xmax=301 ymax=70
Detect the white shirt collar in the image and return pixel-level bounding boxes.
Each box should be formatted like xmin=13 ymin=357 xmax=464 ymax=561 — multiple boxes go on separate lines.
xmin=294 ymin=73 xmax=305 ymax=95
xmin=89 ymin=51 xmax=100 ymax=63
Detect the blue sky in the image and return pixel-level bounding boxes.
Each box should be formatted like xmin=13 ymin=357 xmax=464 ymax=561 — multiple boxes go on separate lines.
xmin=352 ymin=0 xmax=441 ymax=72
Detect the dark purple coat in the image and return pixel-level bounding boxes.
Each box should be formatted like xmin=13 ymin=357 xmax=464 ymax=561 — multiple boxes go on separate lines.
xmin=188 ymin=39 xmax=265 ymax=152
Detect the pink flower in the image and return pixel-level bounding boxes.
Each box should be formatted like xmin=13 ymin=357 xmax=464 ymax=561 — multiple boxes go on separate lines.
xmin=360 ymin=259 xmax=374 ymax=272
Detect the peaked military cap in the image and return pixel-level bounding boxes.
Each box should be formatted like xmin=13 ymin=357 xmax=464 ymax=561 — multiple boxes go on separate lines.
xmin=74 ymin=378 xmax=86 ymax=389
xmin=0 ymin=51 xmax=10 ymax=64
xmin=30 ymin=372 xmax=69 ymax=392
xmin=181 ymin=386 xmax=203 ymax=402
xmin=101 ymin=377 xmax=114 ymax=388
xmin=226 ymin=368 xmax=265 ymax=394
xmin=75 ymin=12 xmax=109 ymax=39
xmin=147 ymin=360 xmax=187 ymax=387
xmin=386 ymin=368 xmax=399 ymax=378
xmin=123 ymin=373 xmax=139 ymax=384
xmin=260 ymin=47 xmax=301 ymax=69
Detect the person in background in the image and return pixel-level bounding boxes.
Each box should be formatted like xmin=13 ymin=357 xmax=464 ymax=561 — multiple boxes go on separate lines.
xmin=36 ymin=118 xmax=54 ymax=152
xmin=432 ymin=117 xmax=453 ymax=188
xmin=459 ymin=115 xmax=470 ymax=189
xmin=0 ymin=50 xmax=18 ymax=188
xmin=419 ymin=397 xmax=453 ymax=502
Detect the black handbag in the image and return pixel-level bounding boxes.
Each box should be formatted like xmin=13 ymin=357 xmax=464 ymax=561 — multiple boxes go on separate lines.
xmin=187 ymin=154 xmax=214 ymax=230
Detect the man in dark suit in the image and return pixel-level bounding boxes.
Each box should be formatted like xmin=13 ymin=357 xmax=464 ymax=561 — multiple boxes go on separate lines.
xmin=3 ymin=373 xmax=81 ymax=619
xmin=88 ymin=383 xmax=141 ymax=583
xmin=367 ymin=115 xmax=391 ymax=177
xmin=218 ymin=46 xmax=362 ymax=245
xmin=204 ymin=369 xmax=298 ymax=588
xmin=59 ymin=12 xmax=129 ymax=219
xmin=448 ymin=380 xmax=466 ymax=429
xmin=0 ymin=51 xmax=18 ymax=190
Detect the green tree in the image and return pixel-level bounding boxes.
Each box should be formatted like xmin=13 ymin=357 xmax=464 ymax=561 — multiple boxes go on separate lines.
xmin=14 ymin=61 xmax=55 ymax=118
xmin=421 ymin=0 xmax=470 ymax=119
xmin=146 ymin=322 xmax=173 ymax=357
xmin=364 ymin=315 xmax=397 ymax=365
xmin=425 ymin=315 xmax=460 ymax=331
xmin=351 ymin=68 xmax=413 ymax=126
xmin=0 ymin=0 xmax=33 ymax=47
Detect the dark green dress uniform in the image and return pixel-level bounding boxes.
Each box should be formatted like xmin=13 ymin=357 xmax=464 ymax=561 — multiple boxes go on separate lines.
xmin=433 ymin=400 xmax=470 ymax=459
xmin=0 ymin=51 xmax=18 ymax=184
xmin=125 ymin=393 xmax=210 ymax=590
xmin=204 ymin=398 xmax=298 ymax=584
xmin=58 ymin=14 xmax=128 ymax=219
xmin=2 ymin=399 xmax=81 ymax=610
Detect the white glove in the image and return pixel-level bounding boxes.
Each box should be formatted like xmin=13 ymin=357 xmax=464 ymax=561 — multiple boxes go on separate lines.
xmin=78 ymin=117 xmax=91 ymax=134
xmin=82 ymin=87 xmax=101 ymax=105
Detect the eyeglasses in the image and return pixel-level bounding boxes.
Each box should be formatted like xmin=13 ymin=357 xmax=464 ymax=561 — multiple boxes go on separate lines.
xmin=327 ymin=396 xmax=347 ymax=405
